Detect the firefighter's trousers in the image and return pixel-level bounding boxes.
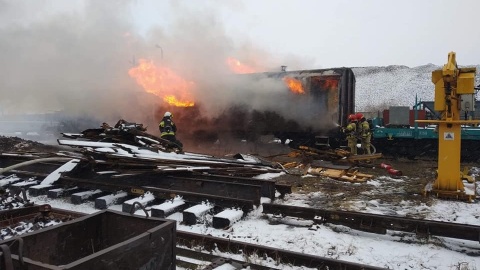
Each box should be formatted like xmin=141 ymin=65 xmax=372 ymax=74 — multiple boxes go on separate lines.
xmin=361 ymin=134 xmax=371 ymax=155
xmin=347 ymin=136 xmax=357 ymax=155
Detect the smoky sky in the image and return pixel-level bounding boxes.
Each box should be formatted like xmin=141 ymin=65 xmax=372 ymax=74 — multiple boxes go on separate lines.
xmin=0 ymin=0 xmax=328 ymax=132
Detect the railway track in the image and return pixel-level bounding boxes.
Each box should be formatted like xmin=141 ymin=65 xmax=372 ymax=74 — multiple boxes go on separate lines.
xmin=4 ymin=172 xmax=479 ymax=246
xmin=0 ymin=173 xmax=478 ymax=268
xmin=0 ymin=150 xmax=289 ymax=221
xmin=262 ymin=203 xmax=480 ymax=243
xmin=0 ymin=168 xmax=287 ymax=227
xmin=2 ymin=157 xmax=478 ymax=240
xmin=0 ymin=206 xmax=387 ymax=270
xmin=176 ymin=231 xmax=386 ymax=270
xmin=1 ymin=152 xmax=479 ymax=268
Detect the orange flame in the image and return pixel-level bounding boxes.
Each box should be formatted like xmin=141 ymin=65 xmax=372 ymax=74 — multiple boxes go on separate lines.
xmin=128 ymin=59 xmax=195 ymax=107
xmin=283 ymin=76 xmax=305 ymax=94
xmin=226 ymin=57 xmax=257 ymax=74
xmin=323 ymin=79 xmax=339 ymax=89
xmin=163 ymin=95 xmax=194 ymax=107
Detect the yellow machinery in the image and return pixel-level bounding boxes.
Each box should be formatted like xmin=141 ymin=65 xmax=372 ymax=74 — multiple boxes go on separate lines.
xmin=417 ymin=52 xmax=478 ymax=201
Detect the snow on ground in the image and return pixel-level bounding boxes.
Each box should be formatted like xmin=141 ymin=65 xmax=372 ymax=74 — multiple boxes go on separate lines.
xmin=26 ymin=172 xmax=480 ymax=270
xmin=9 ymin=63 xmax=480 ymax=269
xmin=353 ymin=65 xmax=480 ymax=112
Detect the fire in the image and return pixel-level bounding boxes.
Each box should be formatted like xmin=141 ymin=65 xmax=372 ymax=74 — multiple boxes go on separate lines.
xmin=128 ymin=59 xmax=195 ymax=107
xmin=226 ymin=57 xmax=257 ymax=74
xmin=323 ymin=79 xmax=339 ymax=89
xmin=283 ymin=76 xmax=305 ymax=94
xmin=163 ymin=95 xmax=194 ymax=107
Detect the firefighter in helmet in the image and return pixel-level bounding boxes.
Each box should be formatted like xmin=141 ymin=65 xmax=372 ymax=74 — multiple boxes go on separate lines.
xmin=159 ymin=112 xmax=183 ymax=148
xmin=343 ymin=114 xmax=358 ymax=155
xmin=356 ymin=113 xmax=371 ymax=155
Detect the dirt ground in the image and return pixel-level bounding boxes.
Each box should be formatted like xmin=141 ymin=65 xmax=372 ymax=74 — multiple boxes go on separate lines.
xmin=191 ymin=139 xmax=446 ymax=212
xmin=0 ymin=136 xmax=61 ymax=153
xmin=275 ymin=157 xmax=437 ymax=214
xmin=217 ymin=141 xmax=478 ymax=218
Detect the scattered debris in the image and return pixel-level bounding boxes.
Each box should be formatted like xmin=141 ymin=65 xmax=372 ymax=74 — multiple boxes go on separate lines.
xmin=62 ymin=119 xmax=183 ymax=153
xmin=308 ymin=167 xmax=374 ymax=183
xmin=274 ymin=144 xmax=380 ymax=182
xmin=57 ymin=119 xmax=282 ymax=177
xmin=380 ymin=163 xmax=403 ymax=176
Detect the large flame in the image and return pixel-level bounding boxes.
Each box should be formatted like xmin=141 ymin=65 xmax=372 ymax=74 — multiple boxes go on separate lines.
xmin=226 ymin=57 xmax=257 ymax=74
xmin=163 ymin=95 xmax=194 ymax=107
xmin=128 ymin=59 xmax=195 ymax=107
xmin=283 ymin=76 xmax=305 ymax=94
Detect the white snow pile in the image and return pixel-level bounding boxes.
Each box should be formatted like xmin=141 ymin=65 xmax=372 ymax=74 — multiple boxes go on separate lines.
xmin=353 ymin=64 xmax=480 ymax=112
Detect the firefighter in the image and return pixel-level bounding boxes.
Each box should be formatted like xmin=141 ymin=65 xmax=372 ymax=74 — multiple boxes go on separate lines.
xmin=343 ymin=114 xmax=358 ymax=155
xmin=356 ymin=113 xmax=371 ymax=155
xmin=159 ymin=112 xmax=183 ymax=148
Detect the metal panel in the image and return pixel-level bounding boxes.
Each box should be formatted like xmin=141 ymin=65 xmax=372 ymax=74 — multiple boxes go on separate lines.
xmin=388 ymin=106 xmax=410 ymax=126
xmin=457 ymin=71 xmax=476 ymax=94
xmin=0 ymin=210 xmax=176 ymax=270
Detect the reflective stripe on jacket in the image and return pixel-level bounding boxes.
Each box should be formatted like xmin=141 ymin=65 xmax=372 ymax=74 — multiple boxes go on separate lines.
xmin=361 ymin=121 xmax=370 ymax=137
xmin=345 ymin=122 xmax=356 ymax=138
xmin=159 ymin=118 xmax=176 ymax=137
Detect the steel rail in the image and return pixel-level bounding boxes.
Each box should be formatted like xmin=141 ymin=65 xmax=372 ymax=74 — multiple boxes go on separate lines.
xmin=10 ymin=168 xmax=291 ymax=211
xmin=176 ymin=247 xmax=277 ymax=270
xmin=177 ymin=231 xmax=387 ymax=270
xmin=12 ymin=169 xmax=292 ymax=200
xmin=262 ymin=203 xmax=480 ymax=242
xmin=6 ymin=170 xmax=258 ymax=210
xmin=186 ymin=173 xmax=279 ymax=199
xmin=90 ymin=173 xmax=264 ymax=204
xmin=0 ymin=207 xmax=383 ymax=269
xmin=55 ymin=176 xmax=257 ymax=211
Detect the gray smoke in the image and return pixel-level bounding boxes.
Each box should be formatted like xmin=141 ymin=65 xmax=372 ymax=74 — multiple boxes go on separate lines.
xmin=0 ymin=0 xmax=320 ymax=133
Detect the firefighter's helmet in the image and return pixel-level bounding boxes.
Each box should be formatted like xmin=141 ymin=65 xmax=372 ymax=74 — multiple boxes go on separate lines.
xmin=164 ymin=111 xmax=172 ymax=118
xmin=348 ymin=114 xmax=357 ymax=121
xmin=355 ymin=113 xmax=364 ymax=120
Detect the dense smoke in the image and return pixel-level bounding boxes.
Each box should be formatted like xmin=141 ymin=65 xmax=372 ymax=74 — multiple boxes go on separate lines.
xmin=0 ymin=0 xmax=326 ymax=144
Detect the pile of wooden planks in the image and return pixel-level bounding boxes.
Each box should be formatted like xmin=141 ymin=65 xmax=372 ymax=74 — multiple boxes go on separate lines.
xmin=62 ymin=119 xmax=183 ymax=153
xmin=280 ymin=159 xmax=374 ymax=183
xmin=307 ymin=167 xmax=373 ymax=183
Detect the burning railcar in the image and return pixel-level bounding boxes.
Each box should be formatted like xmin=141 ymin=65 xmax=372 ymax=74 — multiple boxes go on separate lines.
xmin=236 ymin=67 xmax=356 ymax=148
xmin=127 ymin=57 xmax=355 ymax=149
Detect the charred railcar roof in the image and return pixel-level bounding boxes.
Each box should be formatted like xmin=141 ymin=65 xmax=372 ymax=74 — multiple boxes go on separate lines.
xmin=242 ymin=67 xmax=355 ymax=80
xmin=242 ymin=67 xmax=356 ymax=128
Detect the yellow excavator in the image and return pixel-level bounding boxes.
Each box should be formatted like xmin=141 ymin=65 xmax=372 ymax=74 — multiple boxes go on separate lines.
xmin=417 ymin=52 xmax=478 ymax=201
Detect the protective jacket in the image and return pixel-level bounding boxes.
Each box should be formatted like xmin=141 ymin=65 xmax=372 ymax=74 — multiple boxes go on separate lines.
xmin=159 ymin=117 xmax=177 ymax=137
xmin=356 ymin=122 xmax=363 ymax=137
xmin=345 ymin=122 xmax=357 ymax=138
xmin=344 ymin=121 xmax=358 ymax=155
xmin=361 ymin=120 xmax=370 ymax=137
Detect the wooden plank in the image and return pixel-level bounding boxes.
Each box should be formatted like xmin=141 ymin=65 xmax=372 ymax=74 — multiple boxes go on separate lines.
xmin=307 ymin=167 xmax=373 ymax=183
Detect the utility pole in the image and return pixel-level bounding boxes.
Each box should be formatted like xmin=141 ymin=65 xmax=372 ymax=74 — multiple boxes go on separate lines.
xmin=155 ymin=44 xmax=163 ymax=60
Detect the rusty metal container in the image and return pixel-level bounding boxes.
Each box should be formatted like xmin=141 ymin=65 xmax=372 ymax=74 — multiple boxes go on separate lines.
xmin=0 ymin=210 xmax=176 ymax=270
